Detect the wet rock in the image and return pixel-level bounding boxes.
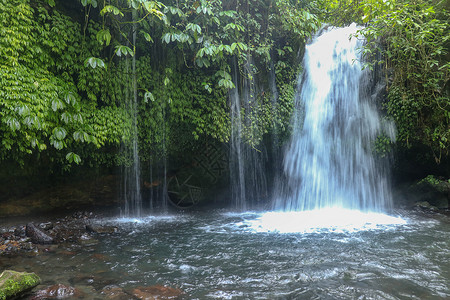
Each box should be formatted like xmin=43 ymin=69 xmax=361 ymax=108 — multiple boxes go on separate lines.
xmin=26 ymin=223 xmax=54 ymax=244
xmin=415 ymin=201 xmax=438 ymax=211
xmin=39 ymin=222 xmax=54 ymax=231
xmin=0 ymin=270 xmax=40 ymax=299
xmin=132 ymin=285 xmax=184 ymax=299
xmin=69 ymin=273 xmax=116 ymax=291
xmin=86 ymin=224 xmax=118 ymax=234
xmin=101 ymin=285 xmax=131 ymax=300
xmin=78 ymin=233 xmax=98 ymax=246
xmin=399 ymin=175 xmax=450 ymax=210
xmin=31 ymin=284 xmax=82 ymax=299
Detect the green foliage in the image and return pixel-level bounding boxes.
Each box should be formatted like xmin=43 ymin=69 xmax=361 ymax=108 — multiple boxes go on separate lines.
xmin=357 ymin=0 xmax=450 ymax=162
xmin=0 ymin=0 xmax=131 ymax=169
xmin=0 ymin=271 xmax=40 ymax=300
xmin=0 ymin=0 xmax=321 ymax=173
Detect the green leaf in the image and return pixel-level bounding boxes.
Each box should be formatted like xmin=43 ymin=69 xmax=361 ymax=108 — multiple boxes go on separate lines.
xmin=144 ymin=91 xmax=155 ymax=103
xmin=141 ymin=31 xmax=153 ymax=43
xmin=53 ymin=127 xmax=67 ymax=140
xmin=65 ymin=93 xmax=77 ymax=105
xmin=84 ymin=57 xmax=106 ymax=69
xmin=66 ymin=152 xmax=81 ymax=164
xmin=162 ymin=33 xmax=171 ymax=44
xmin=52 ymin=99 xmax=66 ymax=111
xmin=5 ymin=117 xmax=20 ymax=131
xmin=100 ymin=5 xmax=124 ymax=17
xmin=96 ymin=29 xmax=112 ymax=46
xmin=115 ymin=45 xmax=134 ymax=57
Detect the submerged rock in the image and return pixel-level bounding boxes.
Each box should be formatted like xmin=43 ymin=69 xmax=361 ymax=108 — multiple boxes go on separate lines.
xmin=132 ymin=285 xmax=184 ymax=299
xmin=26 ymin=223 xmax=54 ymax=244
xmin=31 ymin=284 xmax=82 ymax=299
xmin=0 ymin=270 xmax=40 ymax=299
xmin=101 ymin=285 xmax=130 ymax=300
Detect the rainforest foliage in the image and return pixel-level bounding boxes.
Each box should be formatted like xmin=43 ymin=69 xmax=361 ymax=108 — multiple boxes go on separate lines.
xmin=0 ymin=0 xmax=448 ymax=173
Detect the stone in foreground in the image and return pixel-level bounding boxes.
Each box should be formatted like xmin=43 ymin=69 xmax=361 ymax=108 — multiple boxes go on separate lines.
xmin=0 ymin=270 xmax=40 ymax=300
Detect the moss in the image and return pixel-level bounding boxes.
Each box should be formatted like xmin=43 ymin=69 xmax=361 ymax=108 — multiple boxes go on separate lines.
xmin=0 ymin=270 xmax=40 ymax=299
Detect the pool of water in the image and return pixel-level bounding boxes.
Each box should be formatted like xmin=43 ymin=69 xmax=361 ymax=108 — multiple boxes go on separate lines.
xmin=1 ymin=209 xmax=449 ymax=299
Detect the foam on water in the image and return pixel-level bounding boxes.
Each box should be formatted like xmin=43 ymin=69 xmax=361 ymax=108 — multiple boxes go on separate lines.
xmin=242 ymin=209 xmax=407 ymax=234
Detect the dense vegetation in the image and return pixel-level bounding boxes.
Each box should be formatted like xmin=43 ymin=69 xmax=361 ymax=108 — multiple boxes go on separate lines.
xmin=0 ymin=0 xmax=448 ymax=193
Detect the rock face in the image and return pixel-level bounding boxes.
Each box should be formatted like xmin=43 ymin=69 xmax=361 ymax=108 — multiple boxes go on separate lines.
xmin=132 ymin=285 xmax=184 ymax=299
xmin=25 ymin=223 xmax=54 ymax=244
xmin=0 ymin=270 xmax=40 ymax=300
xmin=399 ymin=175 xmax=450 ymax=210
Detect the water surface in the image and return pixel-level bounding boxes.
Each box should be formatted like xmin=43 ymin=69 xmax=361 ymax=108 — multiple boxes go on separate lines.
xmin=1 ymin=210 xmax=449 ymax=299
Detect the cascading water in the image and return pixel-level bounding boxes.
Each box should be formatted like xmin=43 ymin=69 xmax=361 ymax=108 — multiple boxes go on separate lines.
xmin=122 ymin=12 xmax=142 ymax=217
xmin=229 ymin=58 xmax=268 ymax=210
xmin=277 ymin=24 xmax=395 ymax=213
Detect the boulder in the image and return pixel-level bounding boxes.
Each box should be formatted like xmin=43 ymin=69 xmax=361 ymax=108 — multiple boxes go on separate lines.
xmin=132 ymin=285 xmax=184 ymax=299
xmin=25 ymin=223 xmax=54 ymax=244
xmin=0 ymin=270 xmax=40 ymax=299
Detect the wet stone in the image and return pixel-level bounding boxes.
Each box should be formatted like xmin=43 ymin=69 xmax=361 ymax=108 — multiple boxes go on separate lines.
xmin=131 ymin=285 xmax=184 ymax=300
xmin=26 ymin=223 xmax=54 ymax=244
xmin=101 ymin=285 xmax=131 ymax=300
xmin=86 ymin=224 xmax=118 ymax=234
xmin=31 ymin=283 xmax=82 ymax=299
xmin=78 ymin=233 xmax=99 ymax=246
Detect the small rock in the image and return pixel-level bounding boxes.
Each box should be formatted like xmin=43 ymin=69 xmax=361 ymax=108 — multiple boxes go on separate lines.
xmin=86 ymin=224 xmax=118 ymax=234
xmin=39 ymin=222 xmax=54 ymax=231
xmin=0 ymin=270 xmax=41 ymax=299
xmin=132 ymin=285 xmax=184 ymax=300
xmin=78 ymin=233 xmax=98 ymax=246
xmin=31 ymin=284 xmax=82 ymax=299
xmin=26 ymin=223 xmax=54 ymax=244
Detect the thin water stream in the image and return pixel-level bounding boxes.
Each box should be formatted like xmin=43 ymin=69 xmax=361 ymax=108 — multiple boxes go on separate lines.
xmin=1 ymin=210 xmax=449 ymax=299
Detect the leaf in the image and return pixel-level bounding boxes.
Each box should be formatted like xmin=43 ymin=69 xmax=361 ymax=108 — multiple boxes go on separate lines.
xmin=65 ymin=92 xmax=77 ymax=105
xmin=141 ymin=31 xmax=153 ymax=43
xmin=5 ymin=117 xmax=20 ymax=131
xmin=100 ymin=5 xmax=124 ymax=17
xmin=84 ymin=57 xmax=106 ymax=69
xmin=162 ymin=33 xmax=171 ymax=44
xmin=96 ymin=29 xmax=111 ymax=46
xmin=53 ymin=127 xmax=67 ymax=140
xmin=115 ymin=45 xmax=134 ymax=57
xmin=66 ymin=152 xmax=81 ymax=164
xmin=144 ymin=91 xmax=155 ymax=103
xmin=51 ymin=99 xmax=65 ymax=111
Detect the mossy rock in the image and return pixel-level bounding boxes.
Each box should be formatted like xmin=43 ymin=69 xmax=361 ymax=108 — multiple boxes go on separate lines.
xmin=0 ymin=270 xmax=40 ymax=300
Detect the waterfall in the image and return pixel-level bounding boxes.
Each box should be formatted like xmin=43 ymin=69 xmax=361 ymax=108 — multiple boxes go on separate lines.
xmin=278 ymin=24 xmax=395 ymax=212
xmin=229 ymin=58 xmax=268 ymax=210
xmin=122 ymin=11 xmax=142 ymax=217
